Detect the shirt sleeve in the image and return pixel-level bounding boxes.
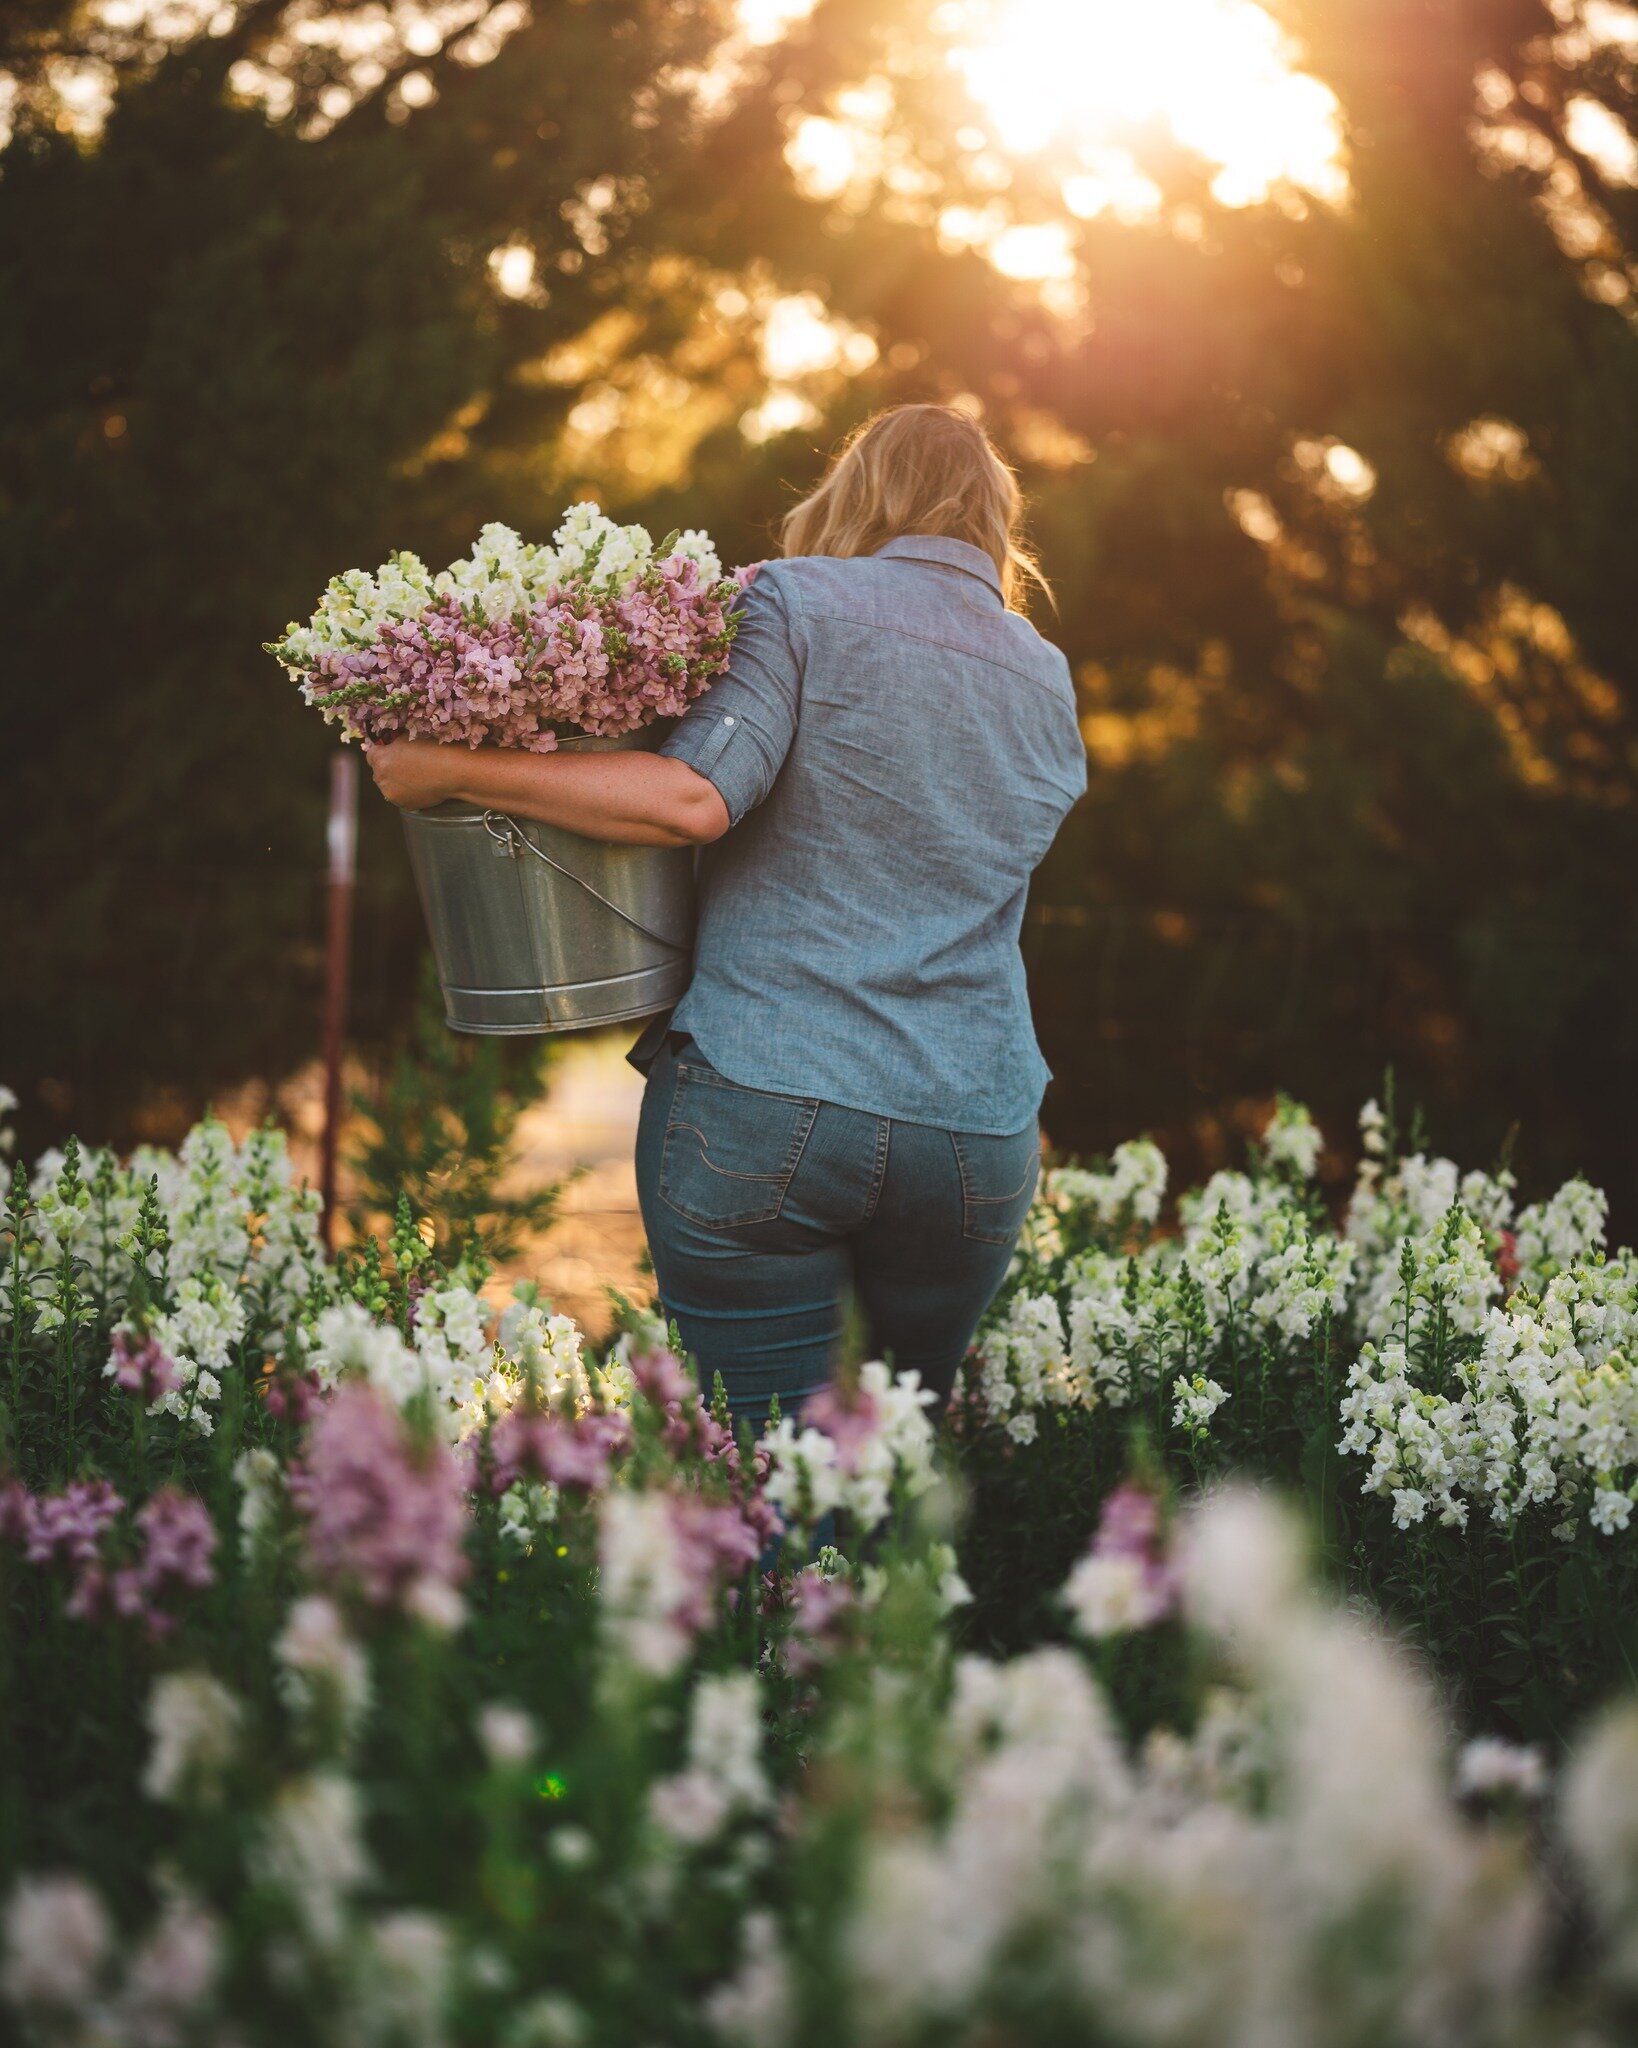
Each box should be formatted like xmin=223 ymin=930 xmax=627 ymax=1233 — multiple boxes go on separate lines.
xmin=659 ymin=570 xmax=801 ymax=827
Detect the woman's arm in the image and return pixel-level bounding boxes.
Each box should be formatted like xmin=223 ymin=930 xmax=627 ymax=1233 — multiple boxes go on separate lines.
xmin=363 ymin=737 xmax=731 ymax=847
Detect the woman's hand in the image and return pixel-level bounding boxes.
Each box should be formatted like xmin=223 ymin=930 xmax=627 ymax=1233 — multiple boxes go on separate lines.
xmin=364 ymin=739 xmax=461 ymax=811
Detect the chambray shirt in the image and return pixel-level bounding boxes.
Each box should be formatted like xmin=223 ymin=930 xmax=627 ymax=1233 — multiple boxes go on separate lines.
xmin=655 ymin=535 xmax=1087 ymax=1134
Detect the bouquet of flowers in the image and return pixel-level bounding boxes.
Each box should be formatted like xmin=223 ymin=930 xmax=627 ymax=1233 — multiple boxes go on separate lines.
xmin=266 ymin=505 xmax=743 ymax=752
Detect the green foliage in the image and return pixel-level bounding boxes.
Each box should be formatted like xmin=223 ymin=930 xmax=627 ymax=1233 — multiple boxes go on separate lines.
xmin=346 ymin=957 xmax=566 ymax=1270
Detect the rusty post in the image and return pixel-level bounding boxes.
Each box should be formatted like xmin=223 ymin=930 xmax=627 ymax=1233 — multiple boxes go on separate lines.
xmin=320 ymin=752 xmax=358 ymax=1251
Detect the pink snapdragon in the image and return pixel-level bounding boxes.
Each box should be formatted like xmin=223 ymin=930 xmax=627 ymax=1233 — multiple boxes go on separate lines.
xmin=8 ymin=1480 xmax=217 ymax=1639
xmin=487 ymin=1406 xmax=631 ymax=1497
xmin=106 ymin=1331 xmax=179 ymax=1405
xmin=88 ymin=1490 xmax=218 ymax=1637
xmin=292 ymin=1382 xmax=469 ymax=1615
xmin=1061 ymin=1483 xmax=1177 ymax=1640
xmin=20 ymin=1480 xmax=124 ymax=1570
xmin=630 ymin=1347 xmax=783 ymax=1551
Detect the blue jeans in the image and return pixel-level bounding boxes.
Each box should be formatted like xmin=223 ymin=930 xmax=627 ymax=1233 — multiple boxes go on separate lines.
xmin=634 ymin=1035 xmax=1040 ymax=1422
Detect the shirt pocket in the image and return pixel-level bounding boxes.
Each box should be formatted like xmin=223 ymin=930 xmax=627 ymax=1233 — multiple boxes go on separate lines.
xmin=659 ymin=1062 xmax=820 ymax=1230
xmin=951 ymin=1125 xmax=1041 ymax=1245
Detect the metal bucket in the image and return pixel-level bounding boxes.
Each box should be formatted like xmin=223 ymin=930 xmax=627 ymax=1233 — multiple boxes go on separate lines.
xmin=400 ymin=730 xmax=695 ymax=1035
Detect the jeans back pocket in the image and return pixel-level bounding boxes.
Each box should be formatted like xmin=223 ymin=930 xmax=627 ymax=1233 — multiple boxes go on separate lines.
xmin=951 ymin=1124 xmax=1041 ymax=1245
xmin=659 ymin=1062 xmax=820 ymax=1231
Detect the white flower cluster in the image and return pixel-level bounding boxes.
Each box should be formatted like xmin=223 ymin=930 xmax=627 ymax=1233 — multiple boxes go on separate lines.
xmin=1 ymin=1878 xmax=222 ymax=2041
xmin=271 ymin=508 xmax=722 ymax=677
xmin=1515 ymin=1176 xmax=1608 ymax=1286
xmin=143 ymin=1671 xmax=242 ymax=1805
xmin=1047 ymin=1136 xmax=1168 ymax=1227
xmin=1172 ymin=1371 xmax=1230 ymax=1437
xmin=1341 ymin=1251 xmax=1638 ymax=1535
xmin=275 ymin=550 xmax=440 ymax=676
xmin=497 ymin=1292 xmax=588 ymax=1409
xmin=760 ymin=1361 xmax=940 ymax=1524
xmin=980 ymin=1122 xmax=1351 ymax=1437
xmin=304 ymin=1283 xmax=587 ymax=1442
xmin=974 ymin=1095 xmax=1638 ymax=1545
xmin=276 ymin=1597 xmax=372 ymax=1750
xmin=825 ymin=1489 xmax=1540 ymax=2048
xmin=1344 ymin=1128 xmax=1516 ymax=1342
xmin=1261 ymin=1094 xmax=1325 ymax=1178
xmin=648 ymin=1671 xmax=769 ymax=1848
xmin=970 ymin=1291 xmax=1078 ymax=1442
xmin=10 ymin=1114 xmax=327 ymax=1437
xmin=596 ymin=1489 xmax=704 ymax=1679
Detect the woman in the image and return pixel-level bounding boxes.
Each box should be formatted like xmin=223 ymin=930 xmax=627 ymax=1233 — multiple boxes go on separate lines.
xmin=368 ymin=404 xmax=1087 ymax=1420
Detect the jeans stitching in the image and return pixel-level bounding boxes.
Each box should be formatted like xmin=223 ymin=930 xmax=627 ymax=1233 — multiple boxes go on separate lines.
xmin=953 ymin=1128 xmax=1039 ymax=1244
xmin=860 ymin=1117 xmax=892 ymax=1225
xmin=658 ymin=1077 xmax=820 ymax=1229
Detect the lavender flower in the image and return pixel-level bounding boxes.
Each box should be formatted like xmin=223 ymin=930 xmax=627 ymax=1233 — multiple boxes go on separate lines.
xmin=105 ymin=1329 xmax=181 ymax=1404
xmin=21 ymin=1480 xmax=124 ymax=1570
xmin=1061 ymin=1483 xmax=1176 ymax=1640
xmin=293 ymin=1383 xmax=470 ymax=1616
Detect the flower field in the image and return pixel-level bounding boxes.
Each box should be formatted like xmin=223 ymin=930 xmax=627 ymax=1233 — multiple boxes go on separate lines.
xmin=957 ymin=1092 xmax=1638 ymax=1737
xmin=9 ymin=1084 xmax=1638 ymax=2045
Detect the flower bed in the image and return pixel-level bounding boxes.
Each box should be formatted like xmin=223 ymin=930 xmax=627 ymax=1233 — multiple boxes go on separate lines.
xmin=955 ymin=1092 xmax=1638 ymax=1735
xmin=7 ymin=1093 xmax=1638 ymax=2044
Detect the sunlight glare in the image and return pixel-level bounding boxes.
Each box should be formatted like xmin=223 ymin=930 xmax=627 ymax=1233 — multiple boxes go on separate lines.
xmin=950 ymin=0 xmax=1346 ymax=211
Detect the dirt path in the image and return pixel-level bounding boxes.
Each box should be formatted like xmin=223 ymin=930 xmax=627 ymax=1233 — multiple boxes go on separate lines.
xmin=501 ymin=1029 xmax=652 ymax=1342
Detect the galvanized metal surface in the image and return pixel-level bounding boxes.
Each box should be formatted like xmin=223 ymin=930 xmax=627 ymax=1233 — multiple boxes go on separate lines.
xmin=401 ymin=730 xmax=695 ymax=1035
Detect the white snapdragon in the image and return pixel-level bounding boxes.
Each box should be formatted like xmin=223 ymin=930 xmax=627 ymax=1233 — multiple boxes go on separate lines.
xmin=1262 ymin=1096 xmax=1324 ymax=1179
xmin=255 ymin=1773 xmax=371 ymax=1951
xmin=498 ymin=1479 xmax=559 ymax=1548
xmin=671 ymin=528 xmax=723 ymax=582
xmin=276 ymin=552 xmax=435 ymax=677
xmin=1172 ymin=1373 xmax=1229 ymax=1437
xmin=0 ymin=1875 xmax=110 ymax=2013
xmin=551 ymin=502 xmax=653 ymax=592
xmin=971 ymin=1291 xmax=1076 ymax=1423
xmin=1048 ymin=1137 xmax=1168 ymax=1228
xmin=149 ymin=1273 xmax=246 ymax=1434
xmin=359 ymin=1910 xmax=453 ymax=2047
xmin=159 ymin=1116 xmax=253 ymax=1280
xmin=277 ymin=1597 xmax=371 ymax=1745
xmin=235 ymin=1446 xmax=284 ymax=1558
xmin=477 ymin=1704 xmax=538 ymax=1769
xmin=1454 ymin=1737 xmax=1546 ymax=1801
xmin=497 ymin=1295 xmax=587 ymax=1409
xmin=307 ymin=1300 xmax=424 ymax=1407
xmin=649 ymin=1671 xmax=769 ymax=1848
xmin=415 ymin=1283 xmax=508 ymax=1431
xmin=597 ymin=1491 xmax=698 ymax=1678
xmin=1064 ymin=1247 xmax=1188 ymax=1409
xmin=143 ymin=1672 xmax=242 ymax=1805
xmin=1515 ymin=1177 xmax=1608 ymax=1286
xmin=1063 ymin=1551 xmax=1167 ymax=1638
xmin=1359 ymin=1206 xmax=1501 ymax=1349
xmin=760 ymin=1363 xmax=938 ymax=1530
xmin=1563 ymin=1702 xmax=1638 ymax=1976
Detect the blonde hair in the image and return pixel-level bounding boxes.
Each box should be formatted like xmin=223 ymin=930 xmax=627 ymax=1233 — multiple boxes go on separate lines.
xmin=779 ymin=404 xmax=1049 ymax=612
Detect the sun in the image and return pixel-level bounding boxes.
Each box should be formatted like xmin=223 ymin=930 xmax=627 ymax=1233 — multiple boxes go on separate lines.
xmin=946 ymin=0 xmax=1347 ymax=214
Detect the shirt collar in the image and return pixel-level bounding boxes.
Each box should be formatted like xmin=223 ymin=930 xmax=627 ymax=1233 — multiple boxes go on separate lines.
xmin=873 ymin=534 xmax=1003 ymax=597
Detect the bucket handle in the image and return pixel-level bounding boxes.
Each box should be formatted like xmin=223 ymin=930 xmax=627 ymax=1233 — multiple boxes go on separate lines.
xmin=481 ymin=812 xmax=690 ymax=955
